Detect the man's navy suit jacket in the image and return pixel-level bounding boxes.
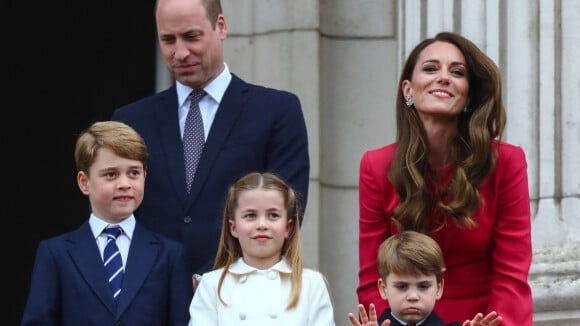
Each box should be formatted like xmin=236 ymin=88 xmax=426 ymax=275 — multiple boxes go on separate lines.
xmin=112 ymin=74 xmax=310 ymax=275
xmin=21 ymin=221 xmax=192 ymax=325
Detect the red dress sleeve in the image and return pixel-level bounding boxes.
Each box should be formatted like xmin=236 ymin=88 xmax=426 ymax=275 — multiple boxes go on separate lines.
xmin=486 ymin=143 xmax=533 ymax=325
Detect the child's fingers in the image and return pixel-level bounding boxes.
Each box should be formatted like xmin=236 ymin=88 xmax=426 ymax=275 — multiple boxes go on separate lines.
xmin=347 ymin=312 xmax=362 ymax=326
xmin=358 ymin=304 xmax=369 ymax=323
xmin=483 ymin=311 xmax=502 ymax=326
xmin=483 ymin=311 xmax=497 ymax=321
xmin=368 ymin=303 xmax=377 ymax=321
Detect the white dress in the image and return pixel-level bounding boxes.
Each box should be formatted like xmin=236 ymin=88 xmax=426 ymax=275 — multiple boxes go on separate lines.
xmin=188 ymin=257 xmax=336 ymax=325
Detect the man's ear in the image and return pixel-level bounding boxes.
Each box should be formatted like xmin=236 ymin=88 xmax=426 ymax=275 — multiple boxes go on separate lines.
xmin=216 ymin=14 xmax=227 ymax=40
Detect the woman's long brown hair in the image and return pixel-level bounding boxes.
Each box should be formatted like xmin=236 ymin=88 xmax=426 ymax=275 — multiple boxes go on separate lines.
xmin=389 ymin=32 xmax=506 ymax=232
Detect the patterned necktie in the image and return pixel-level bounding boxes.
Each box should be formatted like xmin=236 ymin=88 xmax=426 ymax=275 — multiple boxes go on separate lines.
xmin=103 ymin=226 xmax=124 ymax=303
xmin=183 ymin=89 xmax=206 ymax=193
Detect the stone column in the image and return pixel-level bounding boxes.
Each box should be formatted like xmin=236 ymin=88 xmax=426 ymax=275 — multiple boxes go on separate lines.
xmin=221 ymin=0 xmax=322 ymax=270
xmin=318 ymin=0 xmax=398 ymax=322
xmin=531 ymin=0 xmax=580 ymax=324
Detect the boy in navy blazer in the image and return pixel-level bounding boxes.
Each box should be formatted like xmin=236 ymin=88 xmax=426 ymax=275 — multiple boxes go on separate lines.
xmin=21 ymin=121 xmax=192 ymax=326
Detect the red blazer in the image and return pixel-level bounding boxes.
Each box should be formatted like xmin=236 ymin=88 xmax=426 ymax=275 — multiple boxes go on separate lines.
xmin=357 ymin=141 xmax=532 ymax=326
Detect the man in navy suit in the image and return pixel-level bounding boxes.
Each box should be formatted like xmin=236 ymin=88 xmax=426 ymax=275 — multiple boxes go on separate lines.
xmin=21 ymin=121 xmax=192 ymax=325
xmin=112 ymin=0 xmax=310 ymax=278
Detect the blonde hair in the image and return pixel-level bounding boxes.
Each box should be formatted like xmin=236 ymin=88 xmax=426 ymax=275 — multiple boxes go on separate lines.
xmin=74 ymin=121 xmax=147 ymax=174
xmin=213 ymin=172 xmax=303 ymax=309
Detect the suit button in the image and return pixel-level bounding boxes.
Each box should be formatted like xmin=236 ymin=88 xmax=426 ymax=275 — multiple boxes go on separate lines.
xmin=183 ymin=216 xmax=192 ymax=223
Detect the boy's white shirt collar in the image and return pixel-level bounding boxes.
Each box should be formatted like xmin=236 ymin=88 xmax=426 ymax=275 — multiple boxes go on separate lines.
xmin=390 ymin=311 xmax=427 ymax=325
xmin=89 ymin=214 xmax=136 ymax=240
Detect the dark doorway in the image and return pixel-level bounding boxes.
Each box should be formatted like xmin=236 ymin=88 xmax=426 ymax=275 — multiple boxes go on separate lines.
xmin=7 ymin=2 xmax=158 ymax=324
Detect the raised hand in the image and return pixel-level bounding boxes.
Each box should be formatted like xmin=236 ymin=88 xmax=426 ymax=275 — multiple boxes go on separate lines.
xmin=462 ymin=311 xmax=502 ymax=326
xmin=347 ymin=303 xmax=390 ymax=326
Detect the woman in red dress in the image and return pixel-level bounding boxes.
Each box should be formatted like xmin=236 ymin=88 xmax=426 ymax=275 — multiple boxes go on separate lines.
xmin=356 ymin=32 xmax=533 ymax=326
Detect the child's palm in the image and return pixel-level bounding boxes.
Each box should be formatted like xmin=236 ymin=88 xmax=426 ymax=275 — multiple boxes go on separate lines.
xmin=347 ymin=303 xmax=390 ymax=326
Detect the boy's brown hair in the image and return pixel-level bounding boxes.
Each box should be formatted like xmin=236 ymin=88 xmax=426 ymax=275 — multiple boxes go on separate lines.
xmin=377 ymin=231 xmax=445 ymax=283
xmin=74 ymin=121 xmax=147 ymax=174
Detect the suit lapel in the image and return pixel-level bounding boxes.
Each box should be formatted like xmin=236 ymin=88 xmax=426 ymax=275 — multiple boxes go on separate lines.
xmin=116 ymin=224 xmax=159 ymax=316
xmin=187 ymin=75 xmax=248 ymax=206
xmin=156 ymin=86 xmax=190 ymax=204
xmin=68 ymin=222 xmax=117 ymax=314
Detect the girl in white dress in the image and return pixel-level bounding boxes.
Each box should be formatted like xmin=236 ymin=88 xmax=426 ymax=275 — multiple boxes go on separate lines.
xmin=188 ymin=172 xmax=335 ymax=325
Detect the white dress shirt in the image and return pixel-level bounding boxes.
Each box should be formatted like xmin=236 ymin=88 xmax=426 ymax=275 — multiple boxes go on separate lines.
xmin=176 ymin=63 xmax=232 ymax=140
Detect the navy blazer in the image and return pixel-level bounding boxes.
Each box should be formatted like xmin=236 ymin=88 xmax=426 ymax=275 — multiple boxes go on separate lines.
xmin=21 ymin=222 xmax=192 ymax=326
xmin=112 ymin=74 xmax=310 ymax=275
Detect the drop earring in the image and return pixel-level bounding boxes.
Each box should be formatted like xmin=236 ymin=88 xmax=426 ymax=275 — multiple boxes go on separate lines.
xmin=405 ymin=97 xmax=414 ymax=108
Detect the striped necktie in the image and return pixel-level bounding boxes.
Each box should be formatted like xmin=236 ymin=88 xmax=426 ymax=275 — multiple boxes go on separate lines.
xmin=103 ymin=226 xmax=124 ymax=303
